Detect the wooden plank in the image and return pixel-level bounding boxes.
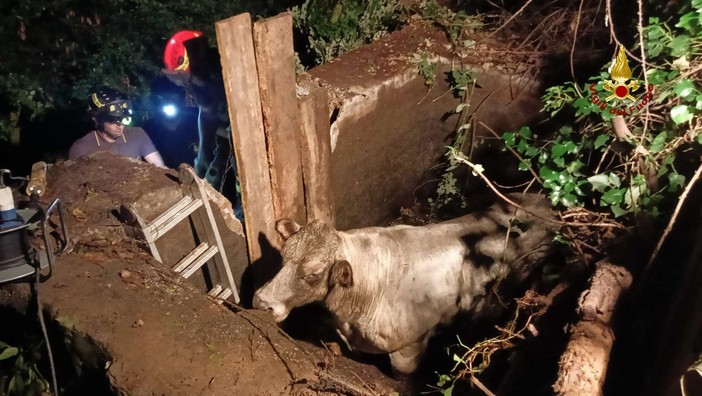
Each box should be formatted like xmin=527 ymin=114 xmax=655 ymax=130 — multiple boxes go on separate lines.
xmin=253 ymin=13 xmax=306 ymax=224
xmin=215 ymin=13 xmax=278 ymax=261
xmin=298 ymin=88 xmax=335 ymax=226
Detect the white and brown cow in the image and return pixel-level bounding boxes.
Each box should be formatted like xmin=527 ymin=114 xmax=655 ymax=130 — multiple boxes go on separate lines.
xmin=253 ymin=193 xmax=554 ymax=374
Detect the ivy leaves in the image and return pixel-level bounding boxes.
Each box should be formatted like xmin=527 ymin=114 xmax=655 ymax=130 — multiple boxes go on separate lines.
xmin=504 ymin=126 xmax=589 ymax=208
xmin=499 ymin=3 xmax=702 ymax=222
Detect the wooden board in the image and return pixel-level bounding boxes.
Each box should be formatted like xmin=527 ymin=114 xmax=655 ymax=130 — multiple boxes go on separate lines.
xmin=298 ymin=88 xmax=335 ymax=226
xmin=252 ymin=13 xmax=306 ymax=225
xmin=215 ymin=13 xmax=278 ymax=261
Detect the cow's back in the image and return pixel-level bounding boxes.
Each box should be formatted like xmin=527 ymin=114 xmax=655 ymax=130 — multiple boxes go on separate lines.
xmin=331 ymin=194 xmax=554 ymax=354
xmin=336 ymin=221 xmax=492 ymax=352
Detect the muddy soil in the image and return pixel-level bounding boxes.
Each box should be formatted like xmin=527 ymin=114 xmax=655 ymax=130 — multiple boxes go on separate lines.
xmin=0 ymin=153 xmax=399 ymax=395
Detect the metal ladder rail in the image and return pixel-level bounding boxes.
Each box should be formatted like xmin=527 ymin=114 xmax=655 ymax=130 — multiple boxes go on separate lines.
xmin=177 ymin=165 xmax=239 ymax=303
xmin=120 ymin=164 xmax=239 ymax=303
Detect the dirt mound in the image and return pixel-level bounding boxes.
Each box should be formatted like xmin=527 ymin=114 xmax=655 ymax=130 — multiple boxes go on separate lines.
xmin=0 ymin=153 xmax=399 ymax=395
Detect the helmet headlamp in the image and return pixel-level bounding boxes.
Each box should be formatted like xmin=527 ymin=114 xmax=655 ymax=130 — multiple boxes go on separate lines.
xmin=162 ymin=104 xmax=178 ymax=118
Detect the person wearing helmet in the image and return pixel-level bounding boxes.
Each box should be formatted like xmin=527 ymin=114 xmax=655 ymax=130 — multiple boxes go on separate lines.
xmin=69 ymin=87 xmax=166 ymax=168
xmin=163 ymin=30 xmax=228 ymax=178
xmin=163 ymin=30 xmax=243 ymax=220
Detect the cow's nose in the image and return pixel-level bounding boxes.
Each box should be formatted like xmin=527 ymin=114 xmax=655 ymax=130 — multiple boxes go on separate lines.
xmin=252 ymin=293 xmax=270 ymax=311
xmin=252 ymin=292 xmax=289 ymax=322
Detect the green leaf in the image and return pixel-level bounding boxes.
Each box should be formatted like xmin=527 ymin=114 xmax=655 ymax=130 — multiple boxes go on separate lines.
xmin=602 ymin=188 xmax=625 ymax=205
xmin=553 ymin=233 xmax=568 ymax=244
xmin=624 ymin=185 xmax=644 ymax=209
xmin=561 ymin=193 xmax=578 ymax=207
xmin=647 ymin=23 xmax=665 ymax=40
xmin=563 ymin=141 xmax=578 ymax=154
xmin=559 ymin=125 xmax=574 ymax=136
xmin=517 ymin=139 xmax=528 ymax=154
xmin=502 ymin=132 xmax=515 ymax=146
xmin=649 ymin=131 xmax=668 ymax=153
xmin=0 ymin=347 xmax=19 ymax=360
xmin=56 ymin=316 xmax=78 ymax=329
xmin=11 ymin=372 xmax=25 ymax=393
xmin=573 ymin=96 xmax=594 ymax=116
xmin=539 ymin=151 xmax=549 ymax=164
xmin=518 ymin=160 xmax=531 ymax=171
xmin=671 ymin=105 xmax=694 ymax=124
xmin=540 ymin=167 xmax=559 ymax=182
xmin=611 ymin=205 xmax=628 ymax=217
xmin=676 ymin=13 xmax=700 ymax=32
xmin=551 ymin=144 xmax=567 ymax=158
xmin=588 ymin=174 xmax=611 ymax=192
xmin=601 ymin=109 xmax=616 ymax=121
xmin=567 ymin=160 xmax=585 ymax=174
xmin=647 ymin=68 xmax=666 ymax=86
xmin=669 ymin=172 xmax=686 ymax=191
xmin=518 ymin=127 xmax=532 ymax=139
xmin=658 ymin=163 xmax=670 ymax=178
xmin=594 ymin=134 xmax=610 ymax=149
xmin=668 ymin=34 xmax=690 ymax=57
xmin=609 ymin=172 xmax=622 ymax=187
xmin=437 ymin=374 xmax=452 ymax=387
xmin=673 ymin=79 xmax=696 ymax=99
xmin=525 ymin=145 xmax=538 ymax=157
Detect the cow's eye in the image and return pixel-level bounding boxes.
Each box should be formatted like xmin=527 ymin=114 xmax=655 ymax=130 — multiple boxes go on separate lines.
xmin=302 ymin=272 xmax=322 ymax=283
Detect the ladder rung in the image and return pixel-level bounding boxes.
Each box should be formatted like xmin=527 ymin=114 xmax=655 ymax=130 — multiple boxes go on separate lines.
xmin=181 ymin=245 xmax=219 ymax=279
xmin=147 ymin=196 xmax=193 ymax=230
xmin=208 ymin=285 xmax=223 ymax=297
xmin=172 ymin=243 xmax=209 ymax=274
xmin=147 ymin=197 xmax=203 ymax=240
xmin=217 ymin=288 xmax=233 ymax=301
xmin=207 ymin=285 xmax=232 ymax=303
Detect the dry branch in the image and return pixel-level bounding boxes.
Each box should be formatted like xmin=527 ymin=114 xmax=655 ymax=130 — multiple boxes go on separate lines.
xmin=553 ymin=259 xmax=632 ymax=396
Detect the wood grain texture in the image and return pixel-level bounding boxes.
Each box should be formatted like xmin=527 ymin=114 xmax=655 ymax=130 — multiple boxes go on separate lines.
xmin=216 ymin=13 xmax=278 ymax=261
xmin=298 ymin=88 xmax=335 ymax=226
xmin=253 ymin=13 xmax=306 ymax=225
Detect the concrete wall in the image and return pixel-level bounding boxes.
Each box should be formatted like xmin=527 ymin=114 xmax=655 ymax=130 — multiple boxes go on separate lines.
xmin=305 ymin=23 xmax=543 ymax=230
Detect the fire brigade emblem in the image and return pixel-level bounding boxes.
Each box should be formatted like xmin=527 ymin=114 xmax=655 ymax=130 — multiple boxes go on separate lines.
xmin=603 ymin=45 xmax=641 ymax=103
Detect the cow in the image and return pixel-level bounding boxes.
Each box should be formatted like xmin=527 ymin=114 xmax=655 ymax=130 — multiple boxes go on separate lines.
xmin=253 ymin=193 xmax=555 ymax=375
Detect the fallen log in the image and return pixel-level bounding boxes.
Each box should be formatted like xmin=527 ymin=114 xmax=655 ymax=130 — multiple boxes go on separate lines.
xmin=553 ymin=259 xmax=632 ymax=396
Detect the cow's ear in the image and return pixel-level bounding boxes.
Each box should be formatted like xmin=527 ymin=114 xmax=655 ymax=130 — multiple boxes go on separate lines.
xmin=330 ymin=260 xmax=354 ymax=288
xmin=276 ymin=219 xmax=302 ymax=240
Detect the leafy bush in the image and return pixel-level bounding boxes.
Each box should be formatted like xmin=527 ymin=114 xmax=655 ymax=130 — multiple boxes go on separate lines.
xmin=0 ymin=341 xmax=50 ymax=395
xmin=500 ymin=4 xmax=702 ymax=221
xmin=432 ymin=1 xmax=702 ymax=394
xmin=292 ymin=0 xmax=404 ymax=65
xmin=0 ymin=0 xmax=296 ymax=142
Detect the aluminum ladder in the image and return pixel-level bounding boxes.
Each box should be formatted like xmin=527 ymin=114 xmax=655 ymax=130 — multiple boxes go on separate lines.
xmin=121 ymin=164 xmax=239 ymax=303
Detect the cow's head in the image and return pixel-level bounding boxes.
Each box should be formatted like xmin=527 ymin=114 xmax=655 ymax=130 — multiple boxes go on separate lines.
xmin=252 ymin=219 xmax=353 ymax=322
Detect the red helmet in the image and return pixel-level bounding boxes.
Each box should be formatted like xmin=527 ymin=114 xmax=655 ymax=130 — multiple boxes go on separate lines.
xmin=164 ymin=30 xmax=203 ymax=72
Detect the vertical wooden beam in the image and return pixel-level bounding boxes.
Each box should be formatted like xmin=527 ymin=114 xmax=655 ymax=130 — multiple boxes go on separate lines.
xmin=215 ymin=14 xmax=277 ymax=262
xmin=253 ymin=13 xmax=306 ymax=225
xmin=298 ymin=88 xmax=335 ymax=226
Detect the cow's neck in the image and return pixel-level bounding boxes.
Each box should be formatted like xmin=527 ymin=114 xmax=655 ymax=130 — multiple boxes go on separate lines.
xmin=323 ymin=231 xmax=387 ymax=323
